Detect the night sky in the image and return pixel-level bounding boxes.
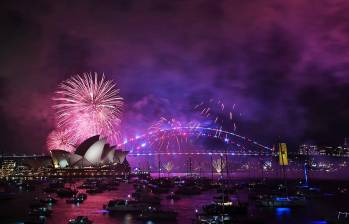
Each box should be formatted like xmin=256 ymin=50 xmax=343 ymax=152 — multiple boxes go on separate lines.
xmin=1 ymin=0 xmax=349 ymax=153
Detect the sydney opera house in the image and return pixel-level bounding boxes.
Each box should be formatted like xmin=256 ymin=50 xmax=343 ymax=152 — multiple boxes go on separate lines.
xmin=0 ymin=135 xmax=130 ymax=178
xmin=50 ymin=135 xmax=129 ymax=170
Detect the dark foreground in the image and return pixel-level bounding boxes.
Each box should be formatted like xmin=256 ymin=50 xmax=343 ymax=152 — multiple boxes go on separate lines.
xmin=0 ymin=176 xmax=348 ymax=224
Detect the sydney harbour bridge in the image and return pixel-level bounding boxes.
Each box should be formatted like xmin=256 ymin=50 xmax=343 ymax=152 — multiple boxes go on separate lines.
xmin=115 ymin=125 xmax=282 ymax=177
xmin=2 ymin=125 xmax=347 ymax=179
xmin=118 ymin=126 xmax=273 ymax=156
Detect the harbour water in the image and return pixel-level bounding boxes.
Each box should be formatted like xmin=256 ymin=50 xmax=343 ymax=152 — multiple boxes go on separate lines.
xmin=0 ymin=178 xmax=348 ymax=224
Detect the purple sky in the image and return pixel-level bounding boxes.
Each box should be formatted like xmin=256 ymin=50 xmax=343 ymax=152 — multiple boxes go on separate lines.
xmin=1 ymin=0 xmax=349 ymax=153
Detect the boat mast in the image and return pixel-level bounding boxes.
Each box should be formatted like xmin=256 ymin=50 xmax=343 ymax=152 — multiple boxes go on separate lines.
xmin=304 ymin=146 xmax=309 ymax=186
xmin=158 ymin=154 xmax=161 ymax=179
xmin=188 ymin=157 xmax=192 ymax=177
xmin=210 ymin=154 xmax=213 ymax=181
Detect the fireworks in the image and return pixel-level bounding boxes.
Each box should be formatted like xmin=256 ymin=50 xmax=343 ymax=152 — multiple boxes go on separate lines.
xmin=52 ymin=72 xmax=123 ymax=145
xmin=212 ymin=158 xmax=226 ymax=173
xmin=163 ymin=161 xmax=174 ymax=173
xmin=194 ymin=99 xmax=240 ymax=133
xmin=47 ymin=129 xmax=76 ymax=152
xmin=148 ymin=117 xmax=200 ymax=152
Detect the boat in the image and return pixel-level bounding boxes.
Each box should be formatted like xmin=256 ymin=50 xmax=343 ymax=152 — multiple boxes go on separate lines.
xmin=39 ymin=196 xmax=57 ymax=204
xmin=76 ymin=193 xmax=87 ymax=201
xmin=104 ymin=199 xmax=147 ymax=213
xmin=202 ymin=195 xmax=248 ymax=216
xmin=202 ymin=201 xmax=247 ymax=216
xmin=68 ymin=216 xmax=93 ymax=224
xmin=256 ymin=196 xmax=306 ymax=207
xmin=138 ymin=207 xmax=177 ymax=221
xmin=195 ymin=213 xmax=233 ymax=224
xmin=296 ymin=185 xmax=323 ymax=198
xmin=66 ymin=197 xmax=81 ymax=204
xmin=66 ymin=193 xmax=87 ymax=203
xmin=28 ymin=206 xmax=52 ymax=217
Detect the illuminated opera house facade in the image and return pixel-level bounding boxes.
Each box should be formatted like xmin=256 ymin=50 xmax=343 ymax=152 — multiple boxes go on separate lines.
xmin=50 ymin=135 xmax=130 ymax=175
xmin=0 ymin=136 xmax=130 ymax=179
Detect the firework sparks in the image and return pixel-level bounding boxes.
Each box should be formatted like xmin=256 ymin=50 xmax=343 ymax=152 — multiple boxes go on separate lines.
xmin=194 ymin=99 xmax=239 ymax=132
xmin=148 ymin=117 xmax=200 ymax=152
xmin=53 ymin=72 xmax=123 ymax=145
xmin=163 ymin=161 xmax=174 ymax=172
xmin=47 ymin=129 xmax=76 ymax=152
xmin=212 ymin=158 xmax=226 ymax=173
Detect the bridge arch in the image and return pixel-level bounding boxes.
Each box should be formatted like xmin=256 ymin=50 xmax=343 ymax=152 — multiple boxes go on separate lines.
xmin=117 ymin=126 xmax=273 ymax=156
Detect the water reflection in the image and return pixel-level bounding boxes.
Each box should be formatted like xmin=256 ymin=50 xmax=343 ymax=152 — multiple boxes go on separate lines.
xmin=0 ymin=178 xmax=348 ymax=224
xmin=275 ymin=207 xmax=291 ymax=220
xmin=123 ymin=213 xmax=134 ymax=224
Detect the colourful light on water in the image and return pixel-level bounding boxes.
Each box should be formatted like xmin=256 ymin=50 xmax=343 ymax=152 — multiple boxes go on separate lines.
xmin=276 ymin=207 xmax=291 ymax=217
xmin=275 ymin=197 xmax=290 ymax=201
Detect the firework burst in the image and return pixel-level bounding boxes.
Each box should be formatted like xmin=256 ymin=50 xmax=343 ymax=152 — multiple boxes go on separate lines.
xmin=148 ymin=117 xmax=200 ymax=152
xmin=53 ymin=72 xmax=123 ymax=145
xmin=163 ymin=161 xmax=174 ymax=173
xmin=194 ymin=99 xmax=240 ymax=133
xmin=47 ymin=129 xmax=76 ymax=152
xmin=212 ymin=158 xmax=226 ymax=173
